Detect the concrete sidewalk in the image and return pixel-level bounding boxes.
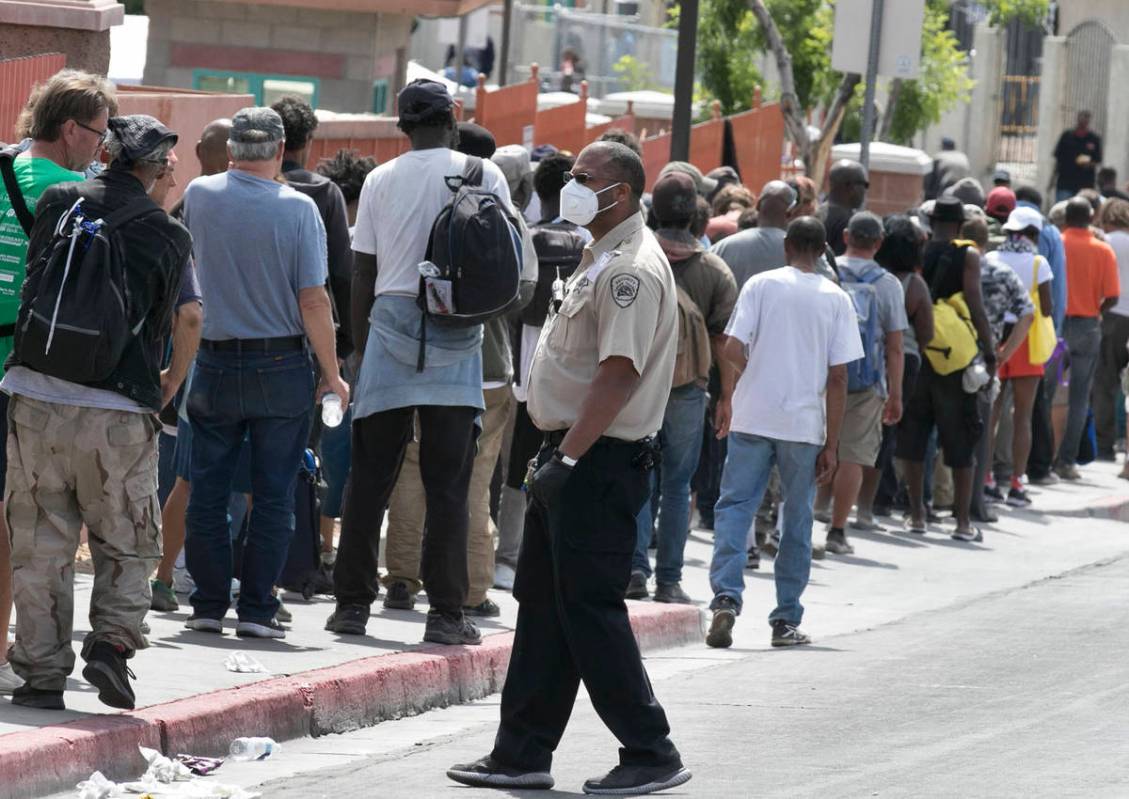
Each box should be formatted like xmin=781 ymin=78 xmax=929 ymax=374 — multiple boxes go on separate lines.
xmin=3 ymin=458 xmax=1127 ymax=798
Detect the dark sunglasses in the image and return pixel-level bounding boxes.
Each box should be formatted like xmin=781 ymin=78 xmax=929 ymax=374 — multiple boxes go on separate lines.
xmin=75 ymin=120 xmax=109 ymax=145
xmin=564 ymin=171 xmax=612 ymax=186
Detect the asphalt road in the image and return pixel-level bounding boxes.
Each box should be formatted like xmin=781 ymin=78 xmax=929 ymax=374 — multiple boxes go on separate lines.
xmin=233 ymin=554 xmax=1129 ymax=799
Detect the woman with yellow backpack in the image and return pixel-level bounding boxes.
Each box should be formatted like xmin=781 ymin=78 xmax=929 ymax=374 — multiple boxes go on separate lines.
xmin=895 ymin=197 xmax=998 ymax=543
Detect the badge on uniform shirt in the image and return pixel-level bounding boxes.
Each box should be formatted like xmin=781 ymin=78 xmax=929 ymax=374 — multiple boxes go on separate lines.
xmin=610 ymin=274 xmax=640 ymax=308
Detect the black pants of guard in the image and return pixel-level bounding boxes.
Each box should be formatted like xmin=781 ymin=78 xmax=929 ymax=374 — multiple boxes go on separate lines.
xmin=490 ymin=439 xmax=682 ymax=773
xmin=333 ymin=405 xmax=478 ymax=615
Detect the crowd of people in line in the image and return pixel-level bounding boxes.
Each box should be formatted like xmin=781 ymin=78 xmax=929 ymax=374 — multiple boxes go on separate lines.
xmin=0 ymin=68 xmax=1125 ymax=793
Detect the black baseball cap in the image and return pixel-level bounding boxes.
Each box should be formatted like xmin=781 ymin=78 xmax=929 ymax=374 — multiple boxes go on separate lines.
xmin=106 ymin=114 xmax=177 ymax=165
xmin=456 ymin=122 xmax=496 ymax=158
xmin=651 ymin=171 xmax=698 ymax=225
xmin=398 ymin=79 xmax=454 ymax=122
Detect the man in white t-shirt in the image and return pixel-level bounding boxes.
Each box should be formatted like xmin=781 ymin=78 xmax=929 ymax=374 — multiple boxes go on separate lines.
xmin=327 ymin=80 xmax=516 ymax=647
xmin=705 ymin=217 xmax=862 ymax=650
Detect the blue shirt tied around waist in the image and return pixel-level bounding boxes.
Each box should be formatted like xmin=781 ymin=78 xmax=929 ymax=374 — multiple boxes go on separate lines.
xmin=351 ymin=295 xmax=484 ymax=420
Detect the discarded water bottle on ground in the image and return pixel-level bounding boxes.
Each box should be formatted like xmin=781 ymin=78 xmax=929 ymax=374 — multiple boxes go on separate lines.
xmin=228 ymin=737 xmax=279 ymax=761
xmin=321 ymin=393 xmax=343 ymax=428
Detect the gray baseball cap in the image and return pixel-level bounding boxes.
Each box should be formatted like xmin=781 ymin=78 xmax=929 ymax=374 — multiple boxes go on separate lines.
xmin=847 ymin=211 xmax=883 ymax=241
xmin=230 ymin=107 xmax=285 ymax=144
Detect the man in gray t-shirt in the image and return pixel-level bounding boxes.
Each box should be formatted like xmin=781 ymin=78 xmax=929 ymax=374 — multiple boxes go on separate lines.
xmin=181 ymin=107 xmax=348 ymax=640
xmin=816 ymin=212 xmax=907 ymax=557
xmin=711 ymin=181 xmax=793 ymax=288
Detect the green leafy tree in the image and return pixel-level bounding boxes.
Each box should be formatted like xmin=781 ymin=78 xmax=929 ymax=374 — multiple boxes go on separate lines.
xmin=612 ymin=55 xmax=664 ymax=92
xmin=880 ymin=0 xmax=976 ymax=145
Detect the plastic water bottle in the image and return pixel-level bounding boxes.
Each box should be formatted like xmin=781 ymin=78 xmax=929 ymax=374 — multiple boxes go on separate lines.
xmin=321 ymin=393 xmax=343 ymax=428
xmin=228 ymin=737 xmax=279 ymax=761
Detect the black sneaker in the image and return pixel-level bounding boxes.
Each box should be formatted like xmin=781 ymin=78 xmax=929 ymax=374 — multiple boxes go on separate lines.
xmin=625 ymin=570 xmax=649 ymax=600
xmin=463 ymin=598 xmax=501 ymax=617
xmin=984 ymin=483 xmax=1005 ymax=503
xmin=771 ymin=620 xmax=811 ymax=648
xmin=824 ymin=528 xmax=854 ymax=555
xmin=745 ymin=547 xmax=760 ymax=570
xmin=10 ymin=685 xmax=65 ymax=710
xmin=82 ymin=641 xmax=136 ymax=710
xmin=583 ymin=763 xmax=692 ymax=795
xmin=447 ymin=755 xmax=554 ymax=790
xmin=697 ymin=512 xmax=714 ymax=531
xmin=706 ymin=596 xmax=738 ymax=649
xmin=653 ymin=583 xmax=692 ymax=604
xmin=761 ymin=536 xmax=779 ymax=558
xmin=1006 ymin=487 xmax=1032 ymax=507
xmin=383 ymin=580 xmax=416 ymax=611
xmin=325 ymin=603 xmax=369 ymax=635
xmin=424 ymin=610 xmax=482 ymax=645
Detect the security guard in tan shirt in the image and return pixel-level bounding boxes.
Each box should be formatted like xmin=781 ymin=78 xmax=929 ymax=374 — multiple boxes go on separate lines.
xmin=448 ymin=142 xmax=690 ymax=795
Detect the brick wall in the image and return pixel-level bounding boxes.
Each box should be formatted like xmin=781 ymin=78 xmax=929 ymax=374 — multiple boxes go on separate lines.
xmin=143 ymin=0 xmax=411 ymax=113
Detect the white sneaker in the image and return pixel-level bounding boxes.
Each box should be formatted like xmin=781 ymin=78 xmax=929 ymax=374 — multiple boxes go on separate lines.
xmin=493 ymin=563 xmax=515 ymax=591
xmin=0 ymin=662 xmax=24 ymax=694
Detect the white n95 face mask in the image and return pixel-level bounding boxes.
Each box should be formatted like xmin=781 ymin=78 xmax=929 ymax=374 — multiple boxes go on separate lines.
xmin=560 ymin=179 xmax=622 ymax=226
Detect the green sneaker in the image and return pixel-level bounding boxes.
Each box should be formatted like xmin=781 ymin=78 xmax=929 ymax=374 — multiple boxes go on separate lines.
xmin=150 ymin=579 xmax=179 ymax=612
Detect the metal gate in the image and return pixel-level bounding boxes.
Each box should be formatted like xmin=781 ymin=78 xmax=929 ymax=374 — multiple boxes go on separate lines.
xmin=1060 ymin=20 xmax=1115 ymax=136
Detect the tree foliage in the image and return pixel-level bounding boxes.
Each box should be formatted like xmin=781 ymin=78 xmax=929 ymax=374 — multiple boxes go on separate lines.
xmin=882 ymin=0 xmax=976 ymax=145
xmin=983 ymin=0 xmax=1049 ymax=27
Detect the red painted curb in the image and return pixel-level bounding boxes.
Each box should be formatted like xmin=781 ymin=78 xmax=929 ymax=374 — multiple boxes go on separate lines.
xmin=0 ymin=602 xmax=703 ymax=799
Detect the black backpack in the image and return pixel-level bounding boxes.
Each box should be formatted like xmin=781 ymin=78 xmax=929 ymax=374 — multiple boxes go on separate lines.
xmin=415 ymin=156 xmax=523 ymax=369
xmin=14 ymin=195 xmax=161 ymax=383
xmin=522 ymin=221 xmax=586 ymax=327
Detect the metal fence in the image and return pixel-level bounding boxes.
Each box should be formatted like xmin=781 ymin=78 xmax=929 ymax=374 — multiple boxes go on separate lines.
xmin=503 ymin=3 xmax=678 ymax=98
xmin=0 ymin=53 xmax=66 ymax=144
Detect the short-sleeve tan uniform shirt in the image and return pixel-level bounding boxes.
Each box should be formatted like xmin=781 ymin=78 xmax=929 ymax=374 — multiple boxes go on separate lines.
xmin=527 ymin=214 xmax=678 ymax=441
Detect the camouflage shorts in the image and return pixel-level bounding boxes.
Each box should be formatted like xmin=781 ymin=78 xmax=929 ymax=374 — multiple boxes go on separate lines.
xmin=6 ymin=395 xmax=161 ymax=690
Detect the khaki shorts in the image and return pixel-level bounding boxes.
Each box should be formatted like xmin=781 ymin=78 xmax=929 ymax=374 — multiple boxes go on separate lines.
xmin=838 ymin=388 xmax=885 ymax=466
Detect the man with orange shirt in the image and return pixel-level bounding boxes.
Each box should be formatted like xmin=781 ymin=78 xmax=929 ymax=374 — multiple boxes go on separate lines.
xmin=1055 ymin=198 xmax=1120 ymax=479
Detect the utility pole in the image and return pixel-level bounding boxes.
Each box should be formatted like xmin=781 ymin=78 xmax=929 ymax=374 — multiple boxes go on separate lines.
xmin=454 ymin=13 xmax=468 ymax=90
xmin=670 ymin=0 xmax=699 ymax=161
xmin=859 ymin=0 xmax=884 ymax=174
xmin=499 ymin=0 xmax=514 ymax=86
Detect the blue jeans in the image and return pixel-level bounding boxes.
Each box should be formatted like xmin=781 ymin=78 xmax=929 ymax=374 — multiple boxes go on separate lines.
xmin=185 ymin=349 xmax=314 ymax=624
xmin=633 ymin=384 xmax=708 ymax=584
xmin=709 ymin=432 xmax=820 ymax=625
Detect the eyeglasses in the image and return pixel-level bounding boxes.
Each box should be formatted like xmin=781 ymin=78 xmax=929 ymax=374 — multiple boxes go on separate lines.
xmin=74 ymin=120 xmax=109 ymax=144
xmin=564 ymin=171 xmax=610 ymax=186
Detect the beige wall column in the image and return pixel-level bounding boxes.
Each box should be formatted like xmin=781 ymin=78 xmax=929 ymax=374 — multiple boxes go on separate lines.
xmin=1103 ymin=45 xmax=1129 ymax=191
xmin=965 ymin=22 xmax=1003 ymax=185
xmin=0 ymin=0 xmax=124 ymax=74
xmin=1035 ymin=36 xmax=1066 ymax=199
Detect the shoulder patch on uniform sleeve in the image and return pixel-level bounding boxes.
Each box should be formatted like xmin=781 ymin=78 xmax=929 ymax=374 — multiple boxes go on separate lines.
xmin=610 ymin=274 xmax=640 ymax=308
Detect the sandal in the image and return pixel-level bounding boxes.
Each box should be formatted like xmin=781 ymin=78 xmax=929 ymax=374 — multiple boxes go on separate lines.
xmin=951 ymin=526 xmax=983 ymax=543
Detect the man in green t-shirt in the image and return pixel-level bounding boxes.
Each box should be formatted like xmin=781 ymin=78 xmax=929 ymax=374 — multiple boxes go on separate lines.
xmin=0 ymin=68 xmax=116 ymax=698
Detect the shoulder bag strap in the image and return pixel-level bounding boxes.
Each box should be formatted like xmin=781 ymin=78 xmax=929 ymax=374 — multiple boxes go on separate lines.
xmin=462 ymin=155 xmax=484 ymax=187
xmin=0 ymin=150 xmax=35 ymax=237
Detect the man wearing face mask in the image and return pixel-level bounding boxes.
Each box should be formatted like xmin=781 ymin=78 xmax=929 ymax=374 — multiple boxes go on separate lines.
xmin=448 ymin=142 xmax=689 ymax=796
